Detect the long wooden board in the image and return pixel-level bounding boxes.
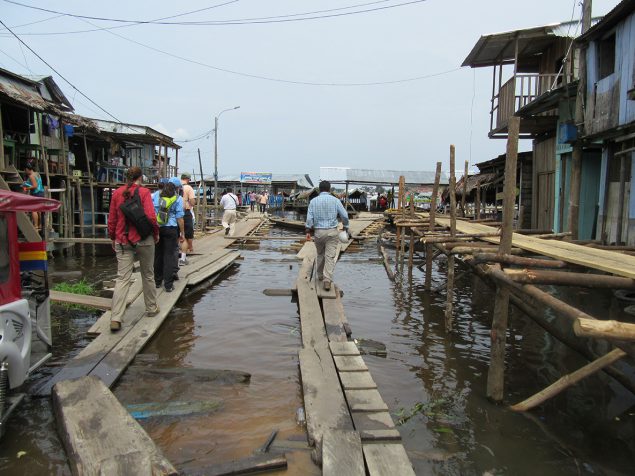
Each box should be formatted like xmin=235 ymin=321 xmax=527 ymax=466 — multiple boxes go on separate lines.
xmin=435 ymin=217 xmax=635 ymax=279
xmin=322 ymin=430 xmax=365 ymax=476
xmin=50 ymin=290 xmax=112 ymax=310
xmin=52 ymin=376 xmax=177 ymax=476
xmin=362 ymin=444 xmax=415 ymax=476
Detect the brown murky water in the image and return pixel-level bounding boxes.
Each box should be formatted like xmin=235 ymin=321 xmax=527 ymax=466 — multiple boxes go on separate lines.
xmin=1 ymin=213 xmax=635 ymax=475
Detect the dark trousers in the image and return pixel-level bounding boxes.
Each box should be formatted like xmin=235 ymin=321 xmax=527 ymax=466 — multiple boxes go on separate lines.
xmin=154 ymin=226 xmax=178 ymax=288
xmin=259 ymin=203 xmax=266 ymax=213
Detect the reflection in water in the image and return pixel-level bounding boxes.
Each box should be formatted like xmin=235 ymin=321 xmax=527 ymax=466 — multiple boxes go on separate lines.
xmin=1 ymin=222 xmax=635 ymax=475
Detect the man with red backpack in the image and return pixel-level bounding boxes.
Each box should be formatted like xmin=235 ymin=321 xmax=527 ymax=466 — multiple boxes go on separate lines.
xmin=108 ymin=167 xmax=160 ymax=332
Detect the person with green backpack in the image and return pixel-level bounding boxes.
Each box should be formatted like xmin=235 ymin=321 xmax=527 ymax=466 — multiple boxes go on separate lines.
xmin=152 ymin=179 xmax=185 ymax=292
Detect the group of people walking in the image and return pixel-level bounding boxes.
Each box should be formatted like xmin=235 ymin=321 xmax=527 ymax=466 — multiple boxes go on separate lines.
xmin=246 ymin=190 xmax=269 ymax=213
xmin=106 ymin=168 xmax=349 ymax=332
xmin=107 ymin=168 xmax=196 ymax=332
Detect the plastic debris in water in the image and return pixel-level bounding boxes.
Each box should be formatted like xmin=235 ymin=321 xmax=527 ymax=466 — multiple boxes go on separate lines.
xmin=296 ymin=407 xmax=306 ymax=425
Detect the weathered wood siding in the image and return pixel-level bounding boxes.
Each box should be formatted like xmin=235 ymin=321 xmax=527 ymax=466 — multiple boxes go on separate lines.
xmin=532 ymin=136 xmax=556 ymax=229
xmin=585 ymin=9 xmax=635 ymax=135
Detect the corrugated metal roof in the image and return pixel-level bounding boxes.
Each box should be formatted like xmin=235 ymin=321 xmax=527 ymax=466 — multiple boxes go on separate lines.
xmin=462 ymin=18 xmax=602 ymax=68
xmin=89 ymin=118 xmax=180 ymax=148
xmin=320 ymin=167 xmax=449 ymax=185
xmin=578 ymin=0 xmax=635 ymax=42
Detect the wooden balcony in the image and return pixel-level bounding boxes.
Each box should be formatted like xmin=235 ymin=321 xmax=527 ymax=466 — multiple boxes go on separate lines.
xmin=490 ymin=73 xmax=572 ymax=138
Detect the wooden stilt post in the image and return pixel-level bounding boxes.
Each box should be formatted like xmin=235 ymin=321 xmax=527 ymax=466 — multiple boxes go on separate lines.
xmin=76 ymin=180 xmax=84 ymax=239
xmin=408 ymin=196 xmax=415 ymax=275
xmin=475 ymin=182 xmax=481 ymax=220
xmin=568 ymin=0 xmax=592 ymax=241
xmin=0 ymin=104 xmax=4 ymax=171
xmin=399 ymin=176 xmax=407 ymax=272
xmin=425 ymin=162 xmax=441 ymax=290
xmin=487 ymin=115 xmax=520 ymax=402
xmin=445 ymin=146 xmax=457 ymax=332
xmin=37 ymin=113 xmax=49 ymax=242
xmin=461 ymin=160 xmax=468 ymax=218
xmin=83 ymin=132 xmax=96 ymax=237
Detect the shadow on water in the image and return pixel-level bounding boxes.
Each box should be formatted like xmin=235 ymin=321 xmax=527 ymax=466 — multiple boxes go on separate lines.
xmin=2 ymin=219 xmax=635 ymax=475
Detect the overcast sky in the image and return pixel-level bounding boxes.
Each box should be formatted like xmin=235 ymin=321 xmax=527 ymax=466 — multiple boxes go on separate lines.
xmin=0 ymin=0 xmax=620 ymax=182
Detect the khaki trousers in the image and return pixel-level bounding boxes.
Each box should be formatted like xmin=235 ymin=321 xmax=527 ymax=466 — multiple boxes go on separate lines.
xmin=111 ymin=235 xmax=157 ymax=323
xmin=222 ymin=209 xmax=237 ymax=236
xmin=314 ymin=228 xmax=339 ymax=283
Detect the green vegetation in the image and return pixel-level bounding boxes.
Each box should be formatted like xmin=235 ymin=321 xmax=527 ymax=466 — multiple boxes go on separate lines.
xmin=52 ymin=279 xmax=95 ymax=309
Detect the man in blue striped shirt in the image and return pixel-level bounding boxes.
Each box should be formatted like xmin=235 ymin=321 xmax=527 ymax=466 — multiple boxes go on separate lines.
xmin=305 ymin=181 xmax=349 ymax=290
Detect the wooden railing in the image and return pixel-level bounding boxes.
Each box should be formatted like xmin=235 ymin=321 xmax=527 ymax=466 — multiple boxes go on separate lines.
xmin=490 ymin=73 xmax=572 ymax=133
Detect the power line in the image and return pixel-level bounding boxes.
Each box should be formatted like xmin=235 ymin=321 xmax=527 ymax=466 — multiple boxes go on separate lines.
xmin=78 ymin=15 xmax=459 ymax=87
xmin=0 ymin=17 xmax=125 ymax=123
xmin=1 ymin=0 xmax=428 ymax=35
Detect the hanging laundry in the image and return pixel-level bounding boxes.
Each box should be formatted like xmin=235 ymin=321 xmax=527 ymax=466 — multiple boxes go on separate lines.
xmin=63 ymin=124 xmax=74 ymax=137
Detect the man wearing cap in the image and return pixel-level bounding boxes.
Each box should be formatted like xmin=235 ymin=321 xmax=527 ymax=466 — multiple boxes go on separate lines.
xmin=180 ymin=173 xmax=196 ymax=264
xmin=305 ymin=180 xmax=349 ymax=291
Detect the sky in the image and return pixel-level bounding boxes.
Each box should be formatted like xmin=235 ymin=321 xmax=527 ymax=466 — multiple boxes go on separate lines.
xmin=0 ymin=0 xmax=621 ymax=183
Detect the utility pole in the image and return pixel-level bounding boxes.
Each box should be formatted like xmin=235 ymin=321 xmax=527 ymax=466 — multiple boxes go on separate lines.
xmin=568 ymin=0 xmax=592 ymax=239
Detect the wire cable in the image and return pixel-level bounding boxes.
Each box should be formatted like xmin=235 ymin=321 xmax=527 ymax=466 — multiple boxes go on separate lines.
xmin=1 ymin=0 xmax=428 ymax=35
xmin=0 ymin=17 xmax=125 ymax=123
xmin=78 ymin=15 xmax=459 ymax=87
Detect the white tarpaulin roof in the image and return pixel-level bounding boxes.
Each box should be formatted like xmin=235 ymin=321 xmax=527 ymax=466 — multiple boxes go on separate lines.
xmin=320 ymin=167 xmax=449 ymax=185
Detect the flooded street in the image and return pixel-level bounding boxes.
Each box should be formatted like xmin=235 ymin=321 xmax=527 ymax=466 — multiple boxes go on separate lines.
xmin=1 ymin=215 xmax=635 ymax=475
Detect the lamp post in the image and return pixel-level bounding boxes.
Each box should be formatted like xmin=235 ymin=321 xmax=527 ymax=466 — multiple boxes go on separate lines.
xmin=214 ymin=106 xmax=240 ymax=206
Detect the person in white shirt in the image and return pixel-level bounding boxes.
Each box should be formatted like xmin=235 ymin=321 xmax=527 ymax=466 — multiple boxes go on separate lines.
xmin=220 ymin=188 xmax=239 ymax=236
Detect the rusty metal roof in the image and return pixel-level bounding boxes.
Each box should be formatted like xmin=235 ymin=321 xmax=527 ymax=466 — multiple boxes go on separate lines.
xmin=462 ymin=18 xmax=601 ymax=68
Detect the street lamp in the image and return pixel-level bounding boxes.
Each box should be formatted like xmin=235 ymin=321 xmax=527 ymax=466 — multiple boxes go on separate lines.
xmin=214 ymin=106 xmax=240 ymax=206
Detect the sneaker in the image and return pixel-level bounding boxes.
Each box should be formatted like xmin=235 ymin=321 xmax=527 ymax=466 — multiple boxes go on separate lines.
xmin=323 ymin=280 xmax=331 ymax=291
xmin=225 ymin=227 xmax=230 ymax=236
xmin=110 ymin=320 xmax=122 ymax=332
xmin=146 ymin=306 xmax=160 ymax=317
xmin=173 ymin=274 xmax=180 ymax=281
xmin=178 ymin=258 xmax=188 ymax=266
xmin=165 ymin=285 xmax=174 ymax=293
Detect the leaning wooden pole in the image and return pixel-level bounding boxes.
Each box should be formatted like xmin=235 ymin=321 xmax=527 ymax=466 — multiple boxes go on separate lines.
xmin=408 ymin=196 xmax=415 ymax=275
xmin=487 ymin=115 xmax=520 ymax=402
xmin=425 ymin=162 xmax=442 ymax=290
xmin=461 ymin=160 xmax=468 ymax=217
xmin=445 ymin=146 xmax=457 ymax=332
xmin=510 ymin=348 xmax=626 ymax=412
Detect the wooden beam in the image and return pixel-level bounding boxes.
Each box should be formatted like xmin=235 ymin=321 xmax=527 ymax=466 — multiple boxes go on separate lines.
xmin=510 ymin=348 xmax=626 ymax=411
xmin=471 ymin=253 xmax=568 ymax=268
xmin=446 ymin=146 xmax=457 ymax=332
xmin=574 ymin=318 xmax=635 ymax=341
xmin=425 ymin=162 xmax=442 ymax=290
xmin=487 ymin=115 xmax=519 ymax=402
xmin=52 ymin=376 xmax=177 ymax=476
xmin=50 ymin=290 xmax=111 ymax=310
xmin=503 ymin=269 xmax=635 ymax=289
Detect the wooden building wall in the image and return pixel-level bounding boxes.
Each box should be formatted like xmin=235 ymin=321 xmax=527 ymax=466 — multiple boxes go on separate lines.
xmin=532 ymin=135 xmax=556 ymax=230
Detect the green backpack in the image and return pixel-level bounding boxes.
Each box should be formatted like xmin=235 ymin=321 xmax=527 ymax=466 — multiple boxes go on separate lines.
xmin=157 ymin=195 xmax=177 ymax=225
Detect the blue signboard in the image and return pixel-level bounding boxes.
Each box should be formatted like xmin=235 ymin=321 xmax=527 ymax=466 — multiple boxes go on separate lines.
xmin=240 ymin=172 xmax=272 ymax=184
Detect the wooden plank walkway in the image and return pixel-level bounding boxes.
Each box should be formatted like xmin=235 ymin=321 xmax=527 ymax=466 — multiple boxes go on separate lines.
xmin=295 ymin=216 xmax=415 ymax=474
xmin=34 ymin=216 xmax=262 ymax=396
xmin=52 ymin=376 xmax=177 ymax=476
xmin=435 ymin=217 xmax=635 ymax=279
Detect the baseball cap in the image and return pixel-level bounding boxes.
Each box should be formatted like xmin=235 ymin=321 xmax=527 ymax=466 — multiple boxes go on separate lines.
xmin=181 ymin=172 xmax=191 ymax=180
xmin=169 ymin=177 xmax=182 ymax=188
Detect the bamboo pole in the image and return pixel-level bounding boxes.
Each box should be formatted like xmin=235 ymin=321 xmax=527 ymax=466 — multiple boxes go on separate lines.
xmin=475 ymin=181 xmax=481 ymax=221
xmin=37 ymin=113 xmax=48 ymax=242
xmin=76 ymin=179 xmax=84 ymax=239
xmin=82 ymin=132 xmax=96 ymax=238
xmin=510 ymin=349 xmax=626 ymax=412
xmin=574 ymin=318 xmax=635 ymax=341
xmin=503 ymin=269 xmax=635 ymax=289
xmin=197 ymin=148 xmax=206 ymax=231
xmin=408 ymin=197 xmax=415 ymax=274
xmin=380 ymin=245 xmax=395 ymax=281
xmin=425 ymin=162 xmax=441 ymax=291
xmin=422 ymin=232 xmax=500 ymax=244
xmin=471 ymin=253 xmax=568 ymax=268
xmin=461 ymin=160 xmax=468 ymax=217
xmin=446 ymin=145 xmax=457 ymax=332
xmin=487 ymin=115 xmax=519 ymax=402
xmin=398 ymin=176 xmax=406 ymax=272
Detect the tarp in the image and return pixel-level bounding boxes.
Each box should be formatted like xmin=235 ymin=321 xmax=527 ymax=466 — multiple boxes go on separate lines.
xmin=0 ymin=189 xmax=60 ymax=212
